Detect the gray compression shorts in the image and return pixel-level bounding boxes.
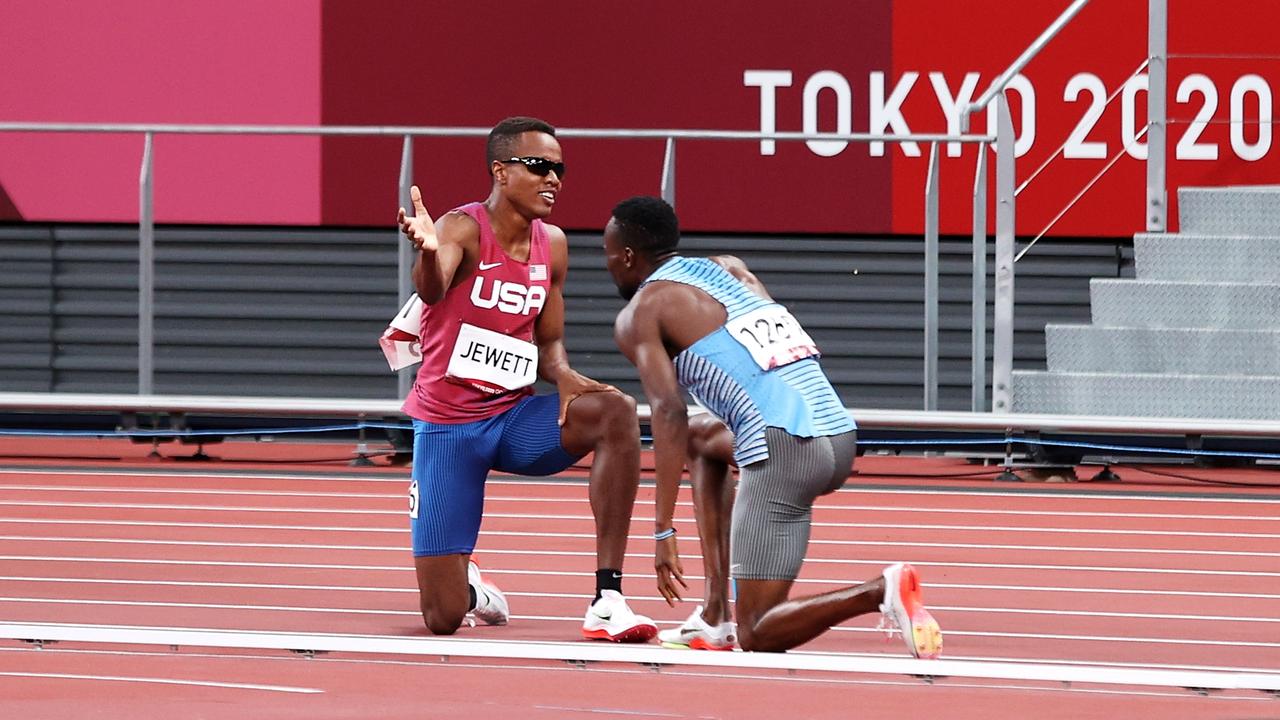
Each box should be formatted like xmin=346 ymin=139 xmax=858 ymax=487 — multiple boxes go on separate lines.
xmin=730 ymin=427 xmax=857 ymax=581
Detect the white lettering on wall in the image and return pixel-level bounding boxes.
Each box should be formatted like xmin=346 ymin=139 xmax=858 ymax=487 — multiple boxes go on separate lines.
xmin=984 ymin=74 xmax=1036 ymax=158
xmin=1231 ymin=74 xmax=1272 ymax=161
xmin=1063 ymin=73 xmax=1108 ymax=159
xmin=803 ymin=71 xmax=852 ymax=157
xmin=743 ymin=70 xmax=793 ymax=156
xmin=929 ymin=71 xmax=981 ymax=157
xmin=743 ymin=68 xmax=1275 ymax=162
xmin=869 ymin=71 xmax=921 ymax=157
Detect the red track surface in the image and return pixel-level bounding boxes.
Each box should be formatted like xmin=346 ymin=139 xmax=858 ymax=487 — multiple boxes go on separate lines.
xmin=1 ymin=437 xmax=1278 ymax=718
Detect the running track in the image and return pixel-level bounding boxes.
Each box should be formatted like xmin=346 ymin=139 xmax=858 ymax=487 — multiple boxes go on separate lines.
xmin=1 ymin=438 xmax=1278 ymax=718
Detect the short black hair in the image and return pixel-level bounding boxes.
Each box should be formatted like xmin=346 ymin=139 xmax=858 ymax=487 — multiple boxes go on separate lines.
xmin=611 ymin=196 xmax=679 ymax=257
xmin=487 ymin=116 xmax=556 ymax=167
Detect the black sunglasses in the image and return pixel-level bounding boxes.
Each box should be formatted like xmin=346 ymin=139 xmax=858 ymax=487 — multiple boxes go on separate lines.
xmin=501 ymin=156 xmax=565 ymax=179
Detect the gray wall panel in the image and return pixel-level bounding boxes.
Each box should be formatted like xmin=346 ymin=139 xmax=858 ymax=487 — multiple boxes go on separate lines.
xmin=1 ymin=223 xmax=1129 ymax=409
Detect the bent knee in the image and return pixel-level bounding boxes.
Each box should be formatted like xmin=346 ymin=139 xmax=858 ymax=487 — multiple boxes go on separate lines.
xmin=736 ymin=630 xmax=785 ymax=653
xmin=423 ymin=613 xmax=465 ymax=635
xmin=599 ymin=389 xmax=638 ymax=419
xmin=578 ymin=390 xmax=639 ymax=432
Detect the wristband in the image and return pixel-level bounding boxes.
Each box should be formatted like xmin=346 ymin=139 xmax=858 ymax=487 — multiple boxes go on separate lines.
xmin=653 ymin=527 xmax=677 ymax=541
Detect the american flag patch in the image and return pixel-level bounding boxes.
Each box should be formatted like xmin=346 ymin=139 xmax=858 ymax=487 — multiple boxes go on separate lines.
xmin=529 ymin=264 xmax=547 ymax=281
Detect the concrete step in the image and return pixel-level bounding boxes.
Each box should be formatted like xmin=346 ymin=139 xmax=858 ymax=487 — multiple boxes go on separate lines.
xmin=1090 ymin=279 xmax=1280 ymax=329
xmin=1134 ymin=233 xmax=1280 ymax=282
xmin=1012 ymin=370 xmax=1280 ymax=419
xmin=1179 ymin=186 xmax=1280 ymax=235
xmin=1045 ymin=324 xmax=1280 ymax=375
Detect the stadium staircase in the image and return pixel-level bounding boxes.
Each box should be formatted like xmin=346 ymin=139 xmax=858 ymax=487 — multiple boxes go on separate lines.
xmin=1013 ymin=186 xmax=1280 ymax=420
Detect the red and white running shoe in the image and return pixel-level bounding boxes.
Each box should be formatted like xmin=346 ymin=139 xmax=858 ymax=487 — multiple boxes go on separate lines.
xmin=582 ymin=590 xmax=657 ymax=643
xmin=878 ymin=562 xmax=942 ymax=659
xmin=658 ymin=605 xmax=736 ymax=650
xmin=467 ymin=561 xmax=509 ymax=626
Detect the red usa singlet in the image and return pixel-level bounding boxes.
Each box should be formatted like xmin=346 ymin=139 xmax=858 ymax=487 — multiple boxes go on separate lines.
xmin=401 ymin=202 xmax=552 ymax=423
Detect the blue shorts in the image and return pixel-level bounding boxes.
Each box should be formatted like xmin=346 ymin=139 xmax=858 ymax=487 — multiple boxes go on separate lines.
xmin=409 ymin=394 xmax=583 ymax=557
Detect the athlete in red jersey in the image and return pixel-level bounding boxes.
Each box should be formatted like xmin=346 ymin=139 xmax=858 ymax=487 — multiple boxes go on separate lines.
xmin=397 ymin=117 xmax=656 ymax=641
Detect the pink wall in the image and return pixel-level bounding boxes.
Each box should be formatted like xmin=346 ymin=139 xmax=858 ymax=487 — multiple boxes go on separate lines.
xmin=0 ymin=0 xmax=322 ymax=224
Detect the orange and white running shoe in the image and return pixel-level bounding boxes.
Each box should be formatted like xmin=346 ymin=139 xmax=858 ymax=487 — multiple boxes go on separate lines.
xmin=467 ymin=561 xmax=509 ymax=626
xmin=582 ymin=590 xmax=658 ymax=643
xmin=658 ymin=606 xmax=736 ymax=650
xmin=878 ymin=562 xmax=942 ymax=659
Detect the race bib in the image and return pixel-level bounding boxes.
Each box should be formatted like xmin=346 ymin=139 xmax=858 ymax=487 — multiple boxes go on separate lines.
xmin=445 ymin=323 xmax=538 ymax=394
xmin=726 ymin=305 xmax=819 ymax=370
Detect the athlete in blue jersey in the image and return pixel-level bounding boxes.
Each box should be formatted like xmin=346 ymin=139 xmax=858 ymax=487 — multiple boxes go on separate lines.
xmin=604 ymin=196 xmax=942 ymax=657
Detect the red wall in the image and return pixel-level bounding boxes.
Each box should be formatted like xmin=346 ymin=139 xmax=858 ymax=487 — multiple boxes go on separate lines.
xmin=2 ymin=1 xmax=1276 ymax=236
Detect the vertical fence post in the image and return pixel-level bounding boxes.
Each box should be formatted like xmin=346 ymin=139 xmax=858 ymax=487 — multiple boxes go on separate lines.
xmin=661 ymin=137 xmax=676 ymax=208
xmin=397 ymin=134 xmax=415 ymax=400
xmin=138 ymin=132 xmax=155 ymax=395
xmin=923 ymin=142 xmax=940 ymax=411
xmin=992 ymin=94 xmax=1016 ymax=413
xmin=971 ymin=149 xmax=988 ymax=413
xmin=1147 ymin=0 xmax=1168 ymax=232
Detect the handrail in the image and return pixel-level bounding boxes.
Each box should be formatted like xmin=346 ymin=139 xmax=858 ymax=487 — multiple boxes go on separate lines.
xmin=960 ymin=0 xmax=1098 ymax=414
xmin=6 ymin=391 xmax=1280 ymax=438
xmin=0 ymin=121 xmax=993 ymax=412
xmin=0 ymin=122 xmax=992 ymax=144
xmin=1017 ymin=125 xmax=1150 ymax=263
xmin=967 ymin=0 xmax=1094 ymax=115
xmin=1015 ymin=58 xmax=1151 ymax=198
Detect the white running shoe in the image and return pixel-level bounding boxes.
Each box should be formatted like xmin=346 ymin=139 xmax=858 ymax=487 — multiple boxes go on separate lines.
xmin=467 ymin=561 xmax=509 ymax=626
xmin=582 ymin=590 xmax=658 ymax=643
xmin=878 ymin=562 xmax=942 ymax=659
xmin=658 ymin=605 xmax=736 ymax=651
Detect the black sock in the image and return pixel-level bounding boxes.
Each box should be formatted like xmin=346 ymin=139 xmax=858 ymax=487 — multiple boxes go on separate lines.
xmin=595 ymin=568 xmax=623 ymax=602
xmin=468 ymin=585 xmax=477 ymax=611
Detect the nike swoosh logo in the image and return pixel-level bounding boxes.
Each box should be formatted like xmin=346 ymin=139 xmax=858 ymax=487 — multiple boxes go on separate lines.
xmin=478 ymin=261 xmax=503 ymax=270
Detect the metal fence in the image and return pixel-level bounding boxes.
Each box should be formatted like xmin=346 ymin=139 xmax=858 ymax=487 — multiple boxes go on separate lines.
xmin=0 ymin=0 xmax=1185 ymax=424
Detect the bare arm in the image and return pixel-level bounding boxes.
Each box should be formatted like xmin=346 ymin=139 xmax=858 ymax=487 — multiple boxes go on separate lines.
xmin=534 ymin=226 xmax=574 ymax=381
xmin=614 ymin=293 xmax=689 ymax=605
xmin=535 ymin=225 xmax=618 ymax=424
xmin=710 ymin=254 xmax=773 ymax=301
xmin=398 ymin=185 xmax=476 ymax=304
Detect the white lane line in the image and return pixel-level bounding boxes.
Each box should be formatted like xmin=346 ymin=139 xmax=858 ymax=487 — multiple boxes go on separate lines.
xmin=4 ymin=533 xmax=1276 ymax=560
xmin=829 ymin=486 xmax=1280 ymax=505
xmin=0 ymin=651 xmax=1250 ymax=705
xmin=0 ymin=468 xmax=407 ymax=484
xmin=811 ymin=503 xmax=1280 ymax=523
xmin=2 ymin=485 xmax=396 ymax=499
xmin=5 ymin=638 xmax=1274 ymax=691
xmin=0 ymin=518 xmax=401 ymax=533
xmin=3 ymin=622 xmax=1279 ymax=690
xmin=5 ymin=488 xmax=1277 ymax=536
xmin=4 ymin=594 xmax=1273 ymax=627
xmin=5 ymin=467 xmax=1276 ymax=504
xmin=0 ymin=500 xmax=395 ymax=515
xmin=4 ymin=554 xmax=1277 ymax=579
xmin=0 ymin=671 xmax=321 ymax=693
xmin=6 ymin=518 xmax=1279 ymax=548
xmin=6 ymin=482 xmax=1280 ymax=524
xmin=4 ymin=502 xmax=1279 ymax=551
xmin=6 ymin=575 xmax=1280 ymax=601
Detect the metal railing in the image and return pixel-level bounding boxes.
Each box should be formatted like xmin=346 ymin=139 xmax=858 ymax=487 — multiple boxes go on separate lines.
xmin=0 ymin=0 xmax=1183 ymax=421
xmin=0 ymin=122 xmax=992 ymax=408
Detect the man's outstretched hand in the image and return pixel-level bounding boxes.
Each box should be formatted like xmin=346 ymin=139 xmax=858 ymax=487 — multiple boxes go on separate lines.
xmin=398 ymin=185 xmax=438 ymax=253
